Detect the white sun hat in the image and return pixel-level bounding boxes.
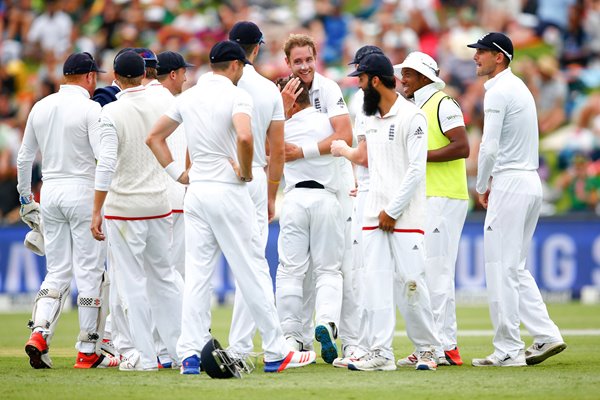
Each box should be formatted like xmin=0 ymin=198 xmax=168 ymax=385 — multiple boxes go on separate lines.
xmin=394 ymin=51 xmax=445 ymax=90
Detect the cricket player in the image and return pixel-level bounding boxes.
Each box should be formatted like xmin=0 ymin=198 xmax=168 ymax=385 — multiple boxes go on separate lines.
xmin=468 ymin=32 xmax=567 ymax=367
xmin=146 ymin=40 xmax=316 ymax=374
xmin=225 ymin=21 xmax=286 ymax=358
xmin=91 ymin=50 xmax=182 ymax=372
xmin=280 ymin=33 xmax=357 ymax=361
xmin=17 ymin=52 xmax=118 ymax=369
xmin=394 ymin=51 xmax=470 ymax=367
xmin=275 ymin=76 xmax=344 ymax=364
xmin=343 ymin=52 xmax=439 ymax=371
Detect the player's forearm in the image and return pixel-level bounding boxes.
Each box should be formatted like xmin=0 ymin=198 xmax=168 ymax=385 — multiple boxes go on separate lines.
xmin=317 ymin=115 xmax=353 ymax=155
xmin=237 ymin=137 xmax=254 ymax=178
xmin=92 ymin=190 xmax=108 ymax=216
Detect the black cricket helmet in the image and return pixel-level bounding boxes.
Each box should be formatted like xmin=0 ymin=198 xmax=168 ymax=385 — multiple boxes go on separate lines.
xmin=200 ymin=337 xmax=255 ymax=379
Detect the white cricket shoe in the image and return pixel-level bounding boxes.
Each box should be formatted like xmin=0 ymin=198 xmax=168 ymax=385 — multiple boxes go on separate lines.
xmin=119 ymin=351 xmax=158 ymax=372
xmin=415 ymin=350 xmax=437 ymax=371
xmin=472 ymin=350 xmax=527 ymax=367
xmin=396 ymin=352 xmax=418 ymax=367
xmin=332 ymin=345 xmax=362 ymax=368
xmin=525 ymin=341 xmax=567 ymax=365
xmin=348 ymin=352 xmax=396 ymax=371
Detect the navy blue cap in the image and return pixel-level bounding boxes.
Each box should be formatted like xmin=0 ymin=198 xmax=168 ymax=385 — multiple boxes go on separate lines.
xmin=156 ymin=51 xmax=195 ymax=75
xmin=229 ymin=21 xmax=265 ymax=45
xmin=63 ymin=52 xmax=105 ymax=75
xmin=467 ymin=32 xmax=513 ymax=61
xmin=134 ymin=48 xmax=159 ymax=68
xmin=348 ymin=53 xmax=394 ymax=77
xmin=114 ymin=50 xmax=145 ymax=78
xmin=348 ymin=45 xmax=383 ymax=65
xmin=209 ymin=41 xmax=251 ymax=65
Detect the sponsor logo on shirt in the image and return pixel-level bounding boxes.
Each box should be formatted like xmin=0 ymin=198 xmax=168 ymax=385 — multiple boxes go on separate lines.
xmin=414 ymin=126 xmax=424 ymax=137
xmin=336 ymin=97 xmax=346 ymax=107
xmin=485 ymin=108 xmax=500 ymax=114
xmin=314 ymin=98 xmax=322 ymax=111
xmin=388 ymin=124 xmax=395 ymax=140
xmin=447 ymin=114 xmax=462 ymax=120
xmin=366 ymin=129 xmax=377 ymax=136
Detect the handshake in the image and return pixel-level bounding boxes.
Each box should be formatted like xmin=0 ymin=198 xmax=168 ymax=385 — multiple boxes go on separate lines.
xmin=19 ymin=194 xmax=45 ymax=256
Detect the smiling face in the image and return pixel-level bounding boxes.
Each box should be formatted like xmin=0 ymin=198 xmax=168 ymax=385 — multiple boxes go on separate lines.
xmin=286 ymin=45 xmax=316 ymax=87
xmin=399 ymin=68 xmax=429 ymax=98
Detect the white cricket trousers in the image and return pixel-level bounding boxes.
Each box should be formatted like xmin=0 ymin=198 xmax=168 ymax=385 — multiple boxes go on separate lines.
xmin=171 ymin=212 xmax=185 ymax=278
xmin=362 ymin=229 xmax=440 ymax=360
xmin=177 ymin=182 xmax=288 ymax=362
xmin=228 ymin=167 xmax=269 ymax=354
xmin=276 ymin=188 xmax=344 ymax=341
xmin=106 ymin=217 xmax=182 ymax=369
xmin=352 ymin=190 xmax=368 ymax=353
xmin=425 ymin=196 xmax=468 ymax=354
xmin=484 ymin=171 xmax=563 ymax=359
xmin=38 ymin=182 xmax=105 ymax=353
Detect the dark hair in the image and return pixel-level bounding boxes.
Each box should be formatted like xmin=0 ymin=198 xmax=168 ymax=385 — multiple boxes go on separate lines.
xmin=368 ymin=74 xmax=396 ymax=89
xmin=276 ymin=76 xmax=310 ymax=106
xmin=238 ymin=42 xmax=259 ymax=58
xmin=211 ymin=60 xmax=235 ymax=71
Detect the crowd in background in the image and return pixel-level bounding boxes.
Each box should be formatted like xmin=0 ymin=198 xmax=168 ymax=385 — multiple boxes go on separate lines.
xmin=1 ymin=0 xmax=599 ymax=225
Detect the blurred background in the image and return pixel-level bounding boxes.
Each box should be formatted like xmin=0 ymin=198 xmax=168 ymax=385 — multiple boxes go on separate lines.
xmin=0 ymin=0 xmax=599 ymax=309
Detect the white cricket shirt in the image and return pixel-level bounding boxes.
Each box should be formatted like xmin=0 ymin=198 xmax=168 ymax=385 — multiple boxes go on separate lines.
xmin=238 ymin=65 xmax=285 ymax=168
xmin=476 ymin=68 xmax=539 ymax=194
xmin=17 ymin=84 xmax=101 ymax=197
xmin=283 ymin=106 xmax=338 ymax=193
xmin=363 ymin=94 xmax=427 ymax=230
xmin=166 ymin=73 xmax=253 ymax=184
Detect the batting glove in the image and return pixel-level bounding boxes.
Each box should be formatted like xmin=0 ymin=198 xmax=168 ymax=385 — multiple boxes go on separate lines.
xmin=19 ymin=194 xmax=41 ymax=230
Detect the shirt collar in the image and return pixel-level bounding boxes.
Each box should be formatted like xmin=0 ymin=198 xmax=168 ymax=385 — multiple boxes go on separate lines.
xmin=484 ymin=67 xmax=512 ymax=90
xmin=59 ymin=84 xmax=91 ymax=98
xmin=116 ymin=85 xmax=146 ymax=99
xmin=309 ymin=72 xmax=324 ymax=95
xmin=412 ymin=83 xmax=439 ymax=108
xmin=145 ymin=79 xmax=161 ymax=87
xmin=375 ymin=92 xmax=402 ymax=119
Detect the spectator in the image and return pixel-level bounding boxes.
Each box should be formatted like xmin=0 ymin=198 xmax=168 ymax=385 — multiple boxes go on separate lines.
xmin=555 ymin=152 xmax=600 ymax=211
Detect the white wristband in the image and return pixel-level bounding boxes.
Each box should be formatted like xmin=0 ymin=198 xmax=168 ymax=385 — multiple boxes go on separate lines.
xmin=301 ymin=142 xmax=320 ymax=159
xmin=165 ymin=161 xmax=185 ymax=182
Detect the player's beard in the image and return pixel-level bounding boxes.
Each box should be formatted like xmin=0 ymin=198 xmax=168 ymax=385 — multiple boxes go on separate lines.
xmin=362 ymin=80 xmax=380 ymax=116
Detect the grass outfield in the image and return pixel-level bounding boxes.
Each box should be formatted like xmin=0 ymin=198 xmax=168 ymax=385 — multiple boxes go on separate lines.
xmin=1 ymin=303 xmax=599 ymax=400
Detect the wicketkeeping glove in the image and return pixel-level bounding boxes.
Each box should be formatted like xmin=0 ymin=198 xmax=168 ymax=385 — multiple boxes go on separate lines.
xmin=19 ymin=194 xmax=41 ymax=230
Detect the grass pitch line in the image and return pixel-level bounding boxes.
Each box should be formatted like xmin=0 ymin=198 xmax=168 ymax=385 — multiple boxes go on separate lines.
xmin=394 ymin=329 xmax=600 ymax=337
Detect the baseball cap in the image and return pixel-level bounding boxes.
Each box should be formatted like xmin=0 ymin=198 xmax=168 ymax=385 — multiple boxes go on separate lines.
xmin=348 ymin=45 xmax=383 ymax=65
xmin=134 ymin=48 xmax=159 ymax=68
xmin=114 ymin=50 xmax=145 ymax=78
xmin=393 ymin=51 xmax=445 ymax=89
xmin=467 ymin=32 xmax=513 ymax=61
xmin=229 ymin=21 xmax=265 ymax=45
xmin=209 ymin=41 xmax=251 ymax=65
xmin=156 ymin=51 xmax=195 ymax=75
xmin=348 ymin=53 xmax=394 ymax=77
xmin=63 ymin=52 xmax=105 ymax=75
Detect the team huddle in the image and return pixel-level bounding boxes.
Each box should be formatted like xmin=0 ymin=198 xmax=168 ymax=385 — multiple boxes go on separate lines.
xmin=16 ymin=20 xmax=567 ymax=375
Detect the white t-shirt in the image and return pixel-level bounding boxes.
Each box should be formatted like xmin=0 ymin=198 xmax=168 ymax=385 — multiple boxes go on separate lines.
xmin=476 ymin=68 xmax=539 ymax=194
xmin=238 ymin=65 xmax=285 ymax=168
xmin=166 ymin=73 xmax=253 ymax=184
xmin=146 ymin=80 xmax=187 ymax=211
xmin=17 ymin=85 xmax=101 ymax=197
xmin=283 ymin=106 xmax=338 ymax=193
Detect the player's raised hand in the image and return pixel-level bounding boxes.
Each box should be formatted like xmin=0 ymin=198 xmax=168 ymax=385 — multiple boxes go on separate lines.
xmin=279 ymin=76 xmax=303 ymax=118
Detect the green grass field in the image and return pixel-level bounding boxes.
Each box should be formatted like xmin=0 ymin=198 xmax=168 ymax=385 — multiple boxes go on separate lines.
xmin=1 ymin=303 xmax=599 ymax=400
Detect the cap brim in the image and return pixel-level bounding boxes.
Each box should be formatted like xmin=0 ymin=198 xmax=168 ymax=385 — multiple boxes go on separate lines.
xmin=466 ymin=42 xmax=493 ymax=50
xmin=347 ymin=58 xmax=358 ymax=66
xmin=184 ymin=62 xmax=195 ymax=68
xmin=348 ymin=69 xmax=363 ymax=77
